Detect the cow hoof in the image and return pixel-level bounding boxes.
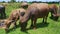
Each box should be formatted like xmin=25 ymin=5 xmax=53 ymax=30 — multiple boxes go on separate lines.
xmin=21 ymin=28 xmax=27 ymax=32
xmin=5 ymin=30 xmax=9 ymax=33
xmin=30 ymin=25 xmax=34 ymax=29
xmin=14 ymin=27 xmax=16 ymax=29
xmin=21 ymin=29 xmax=27 ymax=32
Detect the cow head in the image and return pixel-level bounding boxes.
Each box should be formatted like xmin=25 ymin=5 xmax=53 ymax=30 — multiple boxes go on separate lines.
xmin=49 ymin=4 xmax=59 ymax=21
xmin=0 ymin=19 xmax=13 ymax=29
xmin=50 ymin=8 xmax=59 ymax=21
xmin=0 ymin=20 xmax=6 ymax=28
xmin=20 ymin=11 xmax=30 ymax=31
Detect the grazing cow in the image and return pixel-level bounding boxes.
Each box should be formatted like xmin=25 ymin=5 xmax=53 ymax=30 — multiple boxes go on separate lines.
xmin=0 ymin=8 xmax=26 ymax=32
xmin=49 ymin=4 xmax=59 ymax=21
xmin=20 ymin=3 xmax=50 ymax=31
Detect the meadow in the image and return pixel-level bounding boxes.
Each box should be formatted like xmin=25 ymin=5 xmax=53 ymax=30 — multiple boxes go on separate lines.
xmin=0 ymin=3 xmax=60 ymax=34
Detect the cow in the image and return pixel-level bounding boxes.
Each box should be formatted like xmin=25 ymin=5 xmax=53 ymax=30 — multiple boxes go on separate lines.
xmin=0 ymin=8 xmax=26 ymax=33
xmin=49 ymin=4 xmax=59 ymax=21
xmin=20 ymin=3 xmax=50 ymax=31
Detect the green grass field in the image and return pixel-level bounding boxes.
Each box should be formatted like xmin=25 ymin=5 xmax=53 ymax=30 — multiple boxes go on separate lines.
xmin=0 ymin=3 xmax=60 ymax=34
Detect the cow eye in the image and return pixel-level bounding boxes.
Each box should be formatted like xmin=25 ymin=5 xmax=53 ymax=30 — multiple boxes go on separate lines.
xmin=20 ymin=12 xmax=25 ymax=16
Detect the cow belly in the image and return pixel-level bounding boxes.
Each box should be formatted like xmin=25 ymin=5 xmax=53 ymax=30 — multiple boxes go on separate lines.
xmin=37 ymin=15 xmax=46 ymax=18
xmin=35 ymin=12 xmax=48 ymax=18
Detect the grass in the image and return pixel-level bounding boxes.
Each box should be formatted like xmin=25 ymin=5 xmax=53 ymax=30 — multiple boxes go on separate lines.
xmin=0 ymin=3 xmax=60 ymax=34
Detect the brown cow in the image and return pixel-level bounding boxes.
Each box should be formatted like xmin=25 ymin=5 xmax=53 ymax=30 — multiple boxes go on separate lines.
xmin=49 ymin=4 xmax=59 ymax=21
xmin=20 ymin=3 xmax=50 ymax=31
xmin=0 ymin=8 xmax=26 ymax=32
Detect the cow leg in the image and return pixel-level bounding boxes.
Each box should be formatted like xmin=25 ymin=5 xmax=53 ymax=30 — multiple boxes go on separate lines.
xmin=13 ymin=18 xmax=18 ymax=29
xmin=5 ymin=26 xmax=9 ymax=33
xmin=43 ymin=18 xmax=44 ymax=23
xmin=5 ymin=24 xmax=11 ymax=33
xmin=20 ymin=22 xmax=27 ymax=31
xmin=13 ymin=21 xmax=17 ymax=29
xmin=33 ymin=18 xmax=37 ymax=29
xmin=14 ymin=22 xmax=17 ymax=27
xmin=30 ymin=18 xmax=34 ymax=29
xmin=44 ymin=16 xmax=47 ymax=23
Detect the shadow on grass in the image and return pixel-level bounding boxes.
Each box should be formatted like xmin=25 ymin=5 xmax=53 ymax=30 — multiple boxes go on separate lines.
xmin=27 ymin=22 xmax=49 ymax=30
xmin=36 ymin=22 xmax=49 ymax=28
xmin=21 ymin=30 xmax=30 ymax=34
xmin=49 ymin=16 xmax=60 ymax=23
xmin=5 ymin=22 xmax=49 ymax=34
xmin=49 ymin=16 xmax=59 ymax=21
xmin=5 ymin=24 xmax=29 ymax=34
xmin=6 ymin=24 xmax=20 ymax=33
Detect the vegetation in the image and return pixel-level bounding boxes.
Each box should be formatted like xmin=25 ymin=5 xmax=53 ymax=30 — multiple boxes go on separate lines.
xmin=0 ymin=3 xmax=60 ymax=34
xmin=10 ymin=0 xmax=16 ymax=3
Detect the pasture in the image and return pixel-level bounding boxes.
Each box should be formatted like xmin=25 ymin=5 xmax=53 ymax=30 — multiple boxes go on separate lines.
xmin=0 ymin=3 xmax=60 ymax=34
